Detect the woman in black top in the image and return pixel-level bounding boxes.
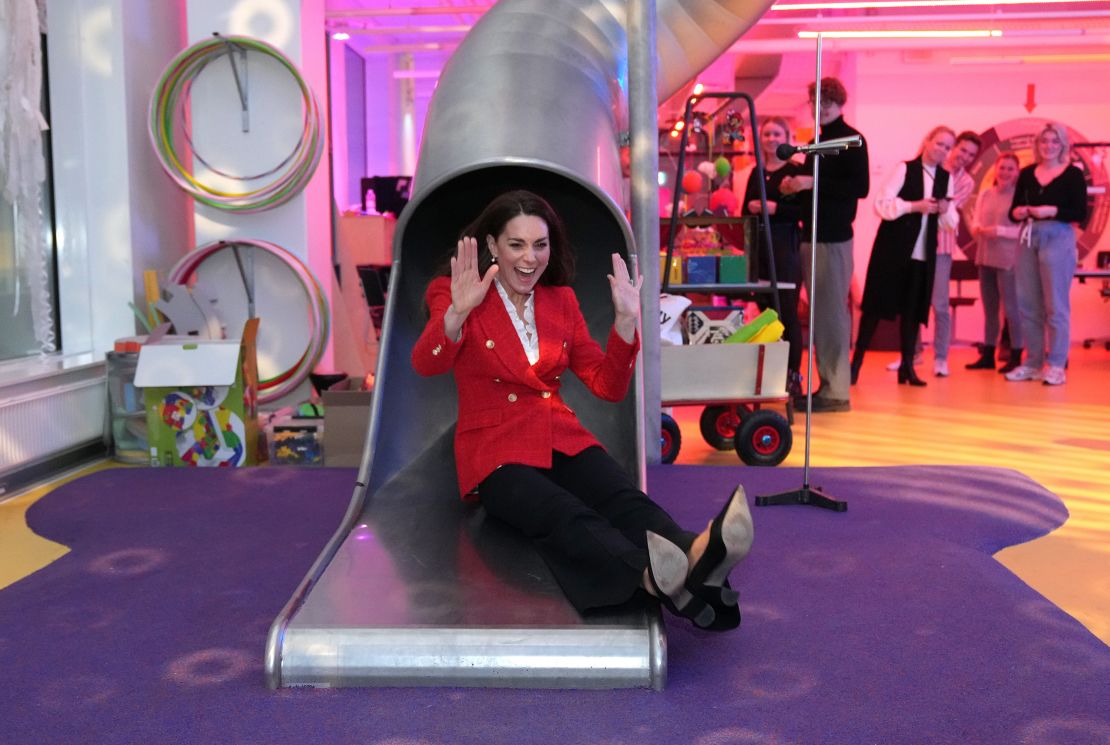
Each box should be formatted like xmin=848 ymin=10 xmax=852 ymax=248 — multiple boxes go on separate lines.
xmin=742 ymin=116 xmax=806 ymax=395
xmin=1004 ymin=122 xmax=1088 ymax=386
xmin=851 ymin=126 xmax=957 ymax=387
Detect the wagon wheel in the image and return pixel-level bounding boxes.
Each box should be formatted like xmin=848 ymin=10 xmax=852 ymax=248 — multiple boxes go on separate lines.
xmin=734 ymin=409 xmax=792 ymax=467
xmin=698 ymin=405 xmax=751 ymax=451
xmin=661 ymin=413 xmax=681 ymax=464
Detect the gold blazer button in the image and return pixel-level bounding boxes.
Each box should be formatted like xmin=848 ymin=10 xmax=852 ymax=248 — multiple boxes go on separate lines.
xmin=541 ymin=391 xmax=551 ymax=398
xmin=507 ymin=393 xmax=518 ymax=402
xmin=432 ymin=345 xmax=442 ymax=356
xmin=486 ymin=339 xmax=495 ymax=349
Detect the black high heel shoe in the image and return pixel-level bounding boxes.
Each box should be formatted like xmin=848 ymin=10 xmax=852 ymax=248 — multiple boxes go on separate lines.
xmin=686 ymin=485 xmax=754 ymax=587
xmin=850 ymin=353 xmax=864 ymax=385
xmin=646 ymin=532 xmax=716 ymax=629
xmin=681 ymin=485 xmax=753 ymax=632
xmin=688 ymin=580 xmax=741 ymax=631
xmin=897 ymin=365 xmax=927 ymax=387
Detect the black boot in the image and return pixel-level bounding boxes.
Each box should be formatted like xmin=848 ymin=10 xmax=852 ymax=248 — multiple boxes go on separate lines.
xmin=998 ymin=347 xmax=1023 ymax=374
xmin=965 ymin=345 xmax=996 ymax=370
xmin=898 ymin=364 xmax=927 ymax=387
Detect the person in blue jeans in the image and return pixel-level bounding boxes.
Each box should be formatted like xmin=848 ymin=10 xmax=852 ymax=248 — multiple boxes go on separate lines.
xmin=929 ymin=131 xmax=980 ymax=377
xmin=1005 ymin=122 xmax=1088 ymax=386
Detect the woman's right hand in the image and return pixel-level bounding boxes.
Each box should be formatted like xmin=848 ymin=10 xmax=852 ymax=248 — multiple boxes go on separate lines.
xmin=445 ymin=237 xmax=498 ymax=340
xmin=747 ymin=200 xmax=777 ymax=215
xmin=912 ymin=197 xmax=939 ymax=214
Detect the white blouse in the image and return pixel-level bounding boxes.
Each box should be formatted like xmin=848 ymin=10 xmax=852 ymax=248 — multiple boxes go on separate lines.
xmin=874 ymin=161 xmax=959 ymax=262
xmin=494 ymin=278 xmax=539 ymax=365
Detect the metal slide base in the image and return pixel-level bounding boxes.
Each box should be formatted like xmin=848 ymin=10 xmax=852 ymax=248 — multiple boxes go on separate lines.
xmin=277 ymin=436 xmax=666 ymax=689
xmin=280 ymin=622 xmax=665 ymax=689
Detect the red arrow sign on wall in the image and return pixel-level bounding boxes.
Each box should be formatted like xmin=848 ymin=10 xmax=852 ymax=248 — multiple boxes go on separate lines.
xmin=1024 ymin=84 xmax=1037 ymax=113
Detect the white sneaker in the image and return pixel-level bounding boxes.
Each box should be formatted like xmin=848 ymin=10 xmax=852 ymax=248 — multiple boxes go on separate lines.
xmin=1005 ymin=365 xmax=1043 ymax=382
xmin=934 ymin=359 xmax=949 ymax=377
xmin=1042 ymin=366 xmax=1066 ymax=386
xmin=886 ymin=354 xmax=923 ymax=371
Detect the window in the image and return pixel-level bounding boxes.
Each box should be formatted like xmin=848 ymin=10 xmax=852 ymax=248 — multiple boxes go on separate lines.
xmin=0 ymin=32 xmax=58 ymax=362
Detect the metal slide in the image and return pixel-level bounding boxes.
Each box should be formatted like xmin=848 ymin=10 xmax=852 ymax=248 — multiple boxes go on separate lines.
xmin=266 ymin=0 xmax=774 ymax=689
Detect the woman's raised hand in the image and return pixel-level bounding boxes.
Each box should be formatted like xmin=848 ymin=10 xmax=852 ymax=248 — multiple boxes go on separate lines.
xmin=450 ymin=237 xmax=498 ymax=316
xmin=443 ymin=237 xmax=498 ymax=341
xmin=607 ymin=252 xmax=643 ymax=343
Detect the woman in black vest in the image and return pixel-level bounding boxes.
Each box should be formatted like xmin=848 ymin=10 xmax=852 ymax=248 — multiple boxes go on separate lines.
xmin=851 ymin=126 xmax=958 ymax=387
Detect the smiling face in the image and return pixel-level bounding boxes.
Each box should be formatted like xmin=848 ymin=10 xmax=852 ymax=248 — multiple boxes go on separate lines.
xmin=995 ymin=156 xmax=1019 ymax=188
xmin=923 ymin=131 xmax=956 ymax=167
xmin=488 ymin=214 xmax=550 ymax=303
xmin=760 ymin=121 xmax=789 ymax=159
xmin=1037 ymin=128 xmax=1066 ymax=165
xmin=949 ymin=138 xmax=980 ymax=172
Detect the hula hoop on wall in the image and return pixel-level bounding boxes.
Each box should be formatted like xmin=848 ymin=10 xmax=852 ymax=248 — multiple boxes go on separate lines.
xmin=168 ymin=239 xmax=329 ymax=403
xmin=149 ymin=35 xmax=324 ymax=213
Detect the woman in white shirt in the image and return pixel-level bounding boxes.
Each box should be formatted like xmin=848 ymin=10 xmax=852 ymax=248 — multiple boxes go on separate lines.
xmin=966 ymin=152 xmax=1024 ymax=372
xmin=850 ymin=126 xmax=959 ymax=387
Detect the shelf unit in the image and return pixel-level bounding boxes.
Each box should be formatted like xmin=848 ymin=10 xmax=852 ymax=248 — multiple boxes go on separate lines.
xmin=661 ymin=91 xmax=784 ymax=312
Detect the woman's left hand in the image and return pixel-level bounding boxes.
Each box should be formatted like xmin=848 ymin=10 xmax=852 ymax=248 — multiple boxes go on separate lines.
xmin=607 ymin=253 xmax=643 ymax=343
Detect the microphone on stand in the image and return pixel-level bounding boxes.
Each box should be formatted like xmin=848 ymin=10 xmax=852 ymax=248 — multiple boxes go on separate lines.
xmin=776 ymin=135 xmax=863 ymax=160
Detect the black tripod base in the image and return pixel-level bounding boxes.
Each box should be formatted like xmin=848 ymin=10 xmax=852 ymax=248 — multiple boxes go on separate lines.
xmin=755 ymin=485 xmax=847 ymax=512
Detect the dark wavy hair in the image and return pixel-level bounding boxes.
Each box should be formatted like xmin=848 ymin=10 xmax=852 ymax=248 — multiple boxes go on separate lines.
xmin=446 ymin=190 xmax=576 ymax=286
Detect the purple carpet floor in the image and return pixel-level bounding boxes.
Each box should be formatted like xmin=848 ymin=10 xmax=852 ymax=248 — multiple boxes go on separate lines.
xmin=1 ymin=465 xmax=1108 ymax=745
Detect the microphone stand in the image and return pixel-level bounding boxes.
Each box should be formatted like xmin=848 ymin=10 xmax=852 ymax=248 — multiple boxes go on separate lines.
xmin=756 ymin=35 xmax=854 ymax=513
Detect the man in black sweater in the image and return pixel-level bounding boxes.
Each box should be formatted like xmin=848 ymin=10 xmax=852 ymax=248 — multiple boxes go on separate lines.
xmin=781 ymin=77 xmax=870 ymax=412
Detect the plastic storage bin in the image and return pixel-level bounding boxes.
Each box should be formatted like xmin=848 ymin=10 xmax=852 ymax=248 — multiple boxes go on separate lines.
xmin=267 ymin=417 xmax=324 ymax=465
xmin=106 ymin=351 xmax=148 ymax=464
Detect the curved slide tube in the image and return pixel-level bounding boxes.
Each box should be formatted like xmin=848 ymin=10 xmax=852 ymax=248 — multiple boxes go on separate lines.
xmin=267 ymin=0 xmax=774 ymax=689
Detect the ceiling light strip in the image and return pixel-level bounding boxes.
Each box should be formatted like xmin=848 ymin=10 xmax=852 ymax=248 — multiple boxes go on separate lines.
xmin=328 ymin=6 xmax=491 ymax=18
xmin=799 ymin=29 xmax=1002 ymax=38
xmin=950 ymin=52 xmax=1110 ymax=64
xmin=774 ymin=0 xmax=1104 ymax=11
xmin=758 ymin=9 xmax=1110 ymax=25
xmin=328 ymin=25 xmax=472 ymax=35
xmin=361 ymin=43 xmax=459 ymax=54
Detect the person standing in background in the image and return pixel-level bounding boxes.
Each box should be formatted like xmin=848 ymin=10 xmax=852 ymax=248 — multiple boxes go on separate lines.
xmin=1005 ymin=123 xmax=1088 ymax=386
xmin=966 ymin=152 xmax=1024 ymax=373
xmin=780 ymin=77 xmax=870 ymax=413
xmin=743 ymin=116 xmax=807 ymax=398
xmin=930 ymin=131 xmax=981 ymax=377
xmin=851 ymin=126 xmax=957 ymax=387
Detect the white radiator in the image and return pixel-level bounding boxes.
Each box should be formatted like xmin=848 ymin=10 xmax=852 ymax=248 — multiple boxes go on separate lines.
xmin=0 ymin=376 xmax=107 ymax=474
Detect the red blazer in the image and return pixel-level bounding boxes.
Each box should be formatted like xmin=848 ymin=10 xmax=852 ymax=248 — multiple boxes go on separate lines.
xmin=412 ymin=276 xmax=640 ymax=498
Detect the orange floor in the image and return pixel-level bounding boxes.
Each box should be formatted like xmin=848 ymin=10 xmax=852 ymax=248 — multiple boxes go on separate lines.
xmin=670 ymin=344 xmax=1110 ymax=646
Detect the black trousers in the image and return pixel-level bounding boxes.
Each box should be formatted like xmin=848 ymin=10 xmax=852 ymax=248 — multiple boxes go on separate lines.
xmin=478 ymin=447 xmax=697 ymax=612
